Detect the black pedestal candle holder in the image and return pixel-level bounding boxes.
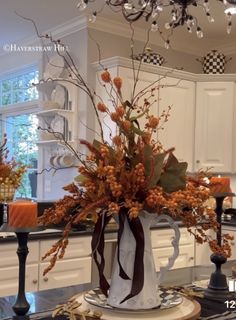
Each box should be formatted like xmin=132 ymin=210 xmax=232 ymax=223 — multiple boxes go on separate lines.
xmin=0 ymin=224 xmax=44 ymax=319
xmin=12 ymin=232 xmax=30 ymax=319
xmin=204 ymin=192 xmax=235 ymax=301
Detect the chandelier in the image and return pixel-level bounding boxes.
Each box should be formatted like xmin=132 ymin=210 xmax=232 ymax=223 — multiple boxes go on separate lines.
xmin=77 ymin=0 xmax=234 ymax=48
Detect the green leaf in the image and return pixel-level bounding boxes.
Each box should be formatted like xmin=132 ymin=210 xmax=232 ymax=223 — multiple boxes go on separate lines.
xmin=142 ymin=145 xmax=166 ymax=188
xmin=164 ymin=152 xmax=179 ymax=168
xmin=132 ymin=119 xmax=140 ymax=129
xmin=74 ymin=174 xmax=86 ymax=184
xmin=130 ymin=110 xmax=146 ymax=121
xmin=132 ymin=125 xmax=143 ymax=136
xmin=148 ymin=153 xmax=166 ymax=188
xmin=159 ymin=155 xmax=188 ymax=193
xmin=143 ymin=145 xmax=153 ymax=162
xmin=136 ymin=145 xmax=152 ymax=177
xmin=93 ymin=139 xmax=102 ymax=150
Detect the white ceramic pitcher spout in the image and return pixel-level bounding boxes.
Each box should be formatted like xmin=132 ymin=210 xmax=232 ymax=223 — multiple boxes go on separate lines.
xmin=107 ymin=211 xmax=180 ymax=310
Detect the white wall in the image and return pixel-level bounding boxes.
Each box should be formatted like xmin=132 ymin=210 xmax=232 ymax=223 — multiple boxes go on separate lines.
xmin=87 ymin=29 xmax=202 ymax=73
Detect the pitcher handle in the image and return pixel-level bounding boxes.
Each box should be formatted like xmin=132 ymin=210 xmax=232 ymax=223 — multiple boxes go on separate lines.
xmin=154 ymin=214 xmax=180 ymax=284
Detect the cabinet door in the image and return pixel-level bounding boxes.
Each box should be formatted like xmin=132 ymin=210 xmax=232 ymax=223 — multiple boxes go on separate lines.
xmin=195 ymin=82 xmax=234 ymax=172
xmin=40 ymin=236 xmax=91 ymax=261
xmin=118 ymin=66 xmax=159 ymax=134
xmin=39 ymin=257 xmax=92 ymax=290
xmin=0 ymin=264 xmax=38 ymax=297
xmin=195 ymin=229 xmax=216 ymax=265
xmin=222 ymin=227 xmax=236 ymax=260
xmin=158 ymin=77 xmax=195 ymax=171
xmin=153 ymin=244 xmax=194 ymax=271
xmin=151 ymin=227 xmax=194 ymax=248
xmin=151 ymin=227 xmax=194 ymax=270
xmin=0 ymin=241 xmax=39 ymax=267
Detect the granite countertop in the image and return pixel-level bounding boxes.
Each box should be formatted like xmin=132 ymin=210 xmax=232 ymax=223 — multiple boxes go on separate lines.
xmin=0 ymin=220 xmax=185 ymax=243
xmin=1 ymin=264 xmax=236 ymax=319
xmin=0 ymin=283 xmax=91 ymax=320
xmin=0 ymin=216 xmax=235 ymax=243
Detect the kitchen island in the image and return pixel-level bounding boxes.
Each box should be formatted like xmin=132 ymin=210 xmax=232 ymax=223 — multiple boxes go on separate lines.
xmin=1 ymin=261 xmax=236 ymax=320
xmin=1 ymin=215 xmax=235 ymax=299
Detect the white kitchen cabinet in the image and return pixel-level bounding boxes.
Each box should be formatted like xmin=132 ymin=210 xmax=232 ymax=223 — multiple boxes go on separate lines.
xmin=94 ymin=57 xmax=236 ymax=174
xmin=222 ymin=226 xmax=236 ymax=260
xmin=40 ymin=236 xmax=91 ymax=261
xmin=0 ymin=241 xmax=39 ymax=268
xmin=95 ymin=65 xmax=160 ymax=142
xmin=0 ymin=264 xmax=39 ymax=297
xmin=0 ymin=236 xmax=92 ymax=297
xmin=151 ymin=227 xmax=195 ymax=271
xmin=39 ymin=257 xmax=91 ymax=290
xmin=38 ymin=236 xmax=92 ymax=291
xmin=195 ymin=82 xmax=234 ymax=173
xmin=0 ymin=241 xmax=39 ymax=297
xmin=158 ymin=77 xmax=195 ymax=170
xmin=195 ymin=227 xmax=236 ymax=265
xmin=194 ymin=229 xmax=216 ymax=266
xmin=118 ymin=66 xmax=159 ymax=115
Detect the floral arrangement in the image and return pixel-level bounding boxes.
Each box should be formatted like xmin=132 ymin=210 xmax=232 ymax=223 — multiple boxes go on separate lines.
xmin=0 ymin=134 xmax=27 ymax=201
xmin=28 ymin=25 xmax=233 ymax=301
xmin=39 ymin=65 xmax=233 ymax=277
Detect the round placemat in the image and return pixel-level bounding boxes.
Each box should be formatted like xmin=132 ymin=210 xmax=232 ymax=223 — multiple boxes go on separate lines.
xmin=84 ymin=287 xmax=182 ymax=312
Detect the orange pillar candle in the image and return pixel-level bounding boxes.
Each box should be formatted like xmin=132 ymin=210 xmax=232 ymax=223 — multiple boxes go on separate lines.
xmin=210 ymin=176 xmax=231 ymax=195
xmin=8 ymin=201 xmax=38 ymax=228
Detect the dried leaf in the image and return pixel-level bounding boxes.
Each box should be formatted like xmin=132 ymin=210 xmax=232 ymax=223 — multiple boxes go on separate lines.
xmin=148 ymin=153 xmax=166 ymax=188
xmin=74 ymin=174 xmax=86 ymax=184
xmin=159 ymin=155 xmax=187 ymax=193
xmin=143 ymin=145 xmax=165 ymax=187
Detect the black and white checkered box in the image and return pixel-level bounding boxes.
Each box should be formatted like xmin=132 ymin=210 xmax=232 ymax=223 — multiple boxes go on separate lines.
xmin=202 ymin=50 xmax=226 ymax=74
xmin=133 ymin=51 xmax=165 ymax=66
xmin=141 ymin=52 xmax=165 ymax=66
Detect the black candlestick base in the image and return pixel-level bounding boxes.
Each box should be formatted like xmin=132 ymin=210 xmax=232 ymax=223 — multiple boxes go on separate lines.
xmin=204 ymin=253 xmax=233 ymax=301
xmin=204 ymin=193 xmax=235 ymax=301
xmin=12 ymin=232 xmax=30 ymax=317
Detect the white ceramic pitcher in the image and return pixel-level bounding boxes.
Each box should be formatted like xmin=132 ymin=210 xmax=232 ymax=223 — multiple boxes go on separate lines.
xmin=107 ymin=211 xmax=180 ymax=310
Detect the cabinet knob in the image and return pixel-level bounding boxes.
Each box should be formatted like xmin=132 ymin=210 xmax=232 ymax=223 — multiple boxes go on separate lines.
xmin=32 ymin=279 xmax=38 ymax=284
xmin=196 ymin=160 xmax=200 ymax=164
xmin=189 ymin=257 xmax=194 ymax=261
xmin=43 ymin=277 xmax=49 ymax=282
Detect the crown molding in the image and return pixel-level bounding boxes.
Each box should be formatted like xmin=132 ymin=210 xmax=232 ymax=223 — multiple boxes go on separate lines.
xmin=92 ymin=56 xmax=236 ymax=81
xmin=46 ymin=16 xmax=88 ymax=39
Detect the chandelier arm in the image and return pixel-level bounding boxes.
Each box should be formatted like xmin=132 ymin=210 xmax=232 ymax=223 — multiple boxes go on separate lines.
xmin=122 ymin=8 xmax=147 ymax=22
xmin=79 ymin=0 xmax=230 ymax=46
xmin=106 ymin=0 xmax=125 ymax=6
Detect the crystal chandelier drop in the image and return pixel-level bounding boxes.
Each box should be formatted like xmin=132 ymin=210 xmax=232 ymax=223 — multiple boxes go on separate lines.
xmin=77 ymin=0 xmax=234 ymax=47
